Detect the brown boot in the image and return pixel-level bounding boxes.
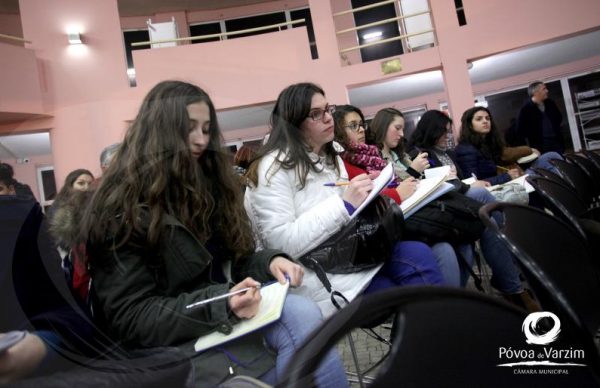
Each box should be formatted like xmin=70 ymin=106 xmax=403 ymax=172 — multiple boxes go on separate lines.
xmin=503 ymin=289 xmax=541 ymax=312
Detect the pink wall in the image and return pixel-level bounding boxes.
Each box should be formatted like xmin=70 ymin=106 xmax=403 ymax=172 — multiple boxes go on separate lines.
xmin=18 ymin=0 xmax=139 ymax=184
xmin=8 ymin=153 xmax=54 ymax=201
xmin=1 ymin=0 xmax=600 ymax=183
xmin=0 ymin=42 xmax=44 ymax=115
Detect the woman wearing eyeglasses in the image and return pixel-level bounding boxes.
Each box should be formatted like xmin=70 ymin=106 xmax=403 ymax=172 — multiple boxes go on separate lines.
xmin=334 ymin=105 xmax=467 ymax=287
xmin=245 ymin=83 xmax=443 ymax=317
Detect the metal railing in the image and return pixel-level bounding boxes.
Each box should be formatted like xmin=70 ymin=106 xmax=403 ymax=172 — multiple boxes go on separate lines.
xmin=0 ymin=33 xmax=32 ymax=44
xmin=131 ymin=19 xmax=305 ymax=47
xmin=333 ymin=0 xmax=435 ymax=57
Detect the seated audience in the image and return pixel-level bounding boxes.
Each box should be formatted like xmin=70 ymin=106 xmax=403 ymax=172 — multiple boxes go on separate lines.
xmin=455 ymin=107 xmax=562 ymax=185
xmin=404 ymin=109 xmax=538 ymax=309
xmin=80 ymin=80 xmax=346 ymax=387
xmin=245 ymin=83 xmax=443 ymax=318
xmin=334 ymin=105 xmax=462 ymax=287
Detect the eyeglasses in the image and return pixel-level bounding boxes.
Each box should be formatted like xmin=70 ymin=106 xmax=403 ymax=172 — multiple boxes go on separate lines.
xmin=307 ymin=104 xmax=336 ymax=122
xmin=344 ymin=121 xmax=366 ymax=132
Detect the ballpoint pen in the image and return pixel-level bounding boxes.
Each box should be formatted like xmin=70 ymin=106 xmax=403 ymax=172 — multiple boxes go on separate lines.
xmin=186 ymin=284 xmax=261 ymax=310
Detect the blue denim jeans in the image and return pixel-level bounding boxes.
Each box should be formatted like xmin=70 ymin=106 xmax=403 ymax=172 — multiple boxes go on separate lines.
xmin=364 ymin=241 xmax=444 ymax=294
xmin=260 ymin=294 xmax=348 ymax=388
xmin=461 ymin=187 xmax=523 ymax=294
xmin=527 ymin=151 xmax=563 ymax=175
xmin=431 ymin=242 xmax=461 ymax=287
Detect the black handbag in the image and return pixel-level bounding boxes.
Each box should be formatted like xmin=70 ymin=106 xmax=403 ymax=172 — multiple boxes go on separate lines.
xmin=298 ymin=196 xmax=404 ymax=275
xmin=404 ymin=190 xmax=485 ymax=244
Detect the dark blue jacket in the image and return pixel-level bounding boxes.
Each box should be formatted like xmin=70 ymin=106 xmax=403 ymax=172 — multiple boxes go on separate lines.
xmin=454 ymin=143 xmax=511 ymax=185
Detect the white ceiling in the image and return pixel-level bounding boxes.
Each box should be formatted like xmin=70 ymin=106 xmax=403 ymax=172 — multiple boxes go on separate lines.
xmin=0 ymin=132 xmax=51 ymax=159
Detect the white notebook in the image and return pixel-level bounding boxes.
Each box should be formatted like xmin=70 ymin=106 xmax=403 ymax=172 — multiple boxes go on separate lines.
xmin=350 ymin=163 xmax=395 ymax=220
xmin=194 ymin=281 xmax=289 ymax=352
xmin=401 ymin=176 xmax=453 ymax=218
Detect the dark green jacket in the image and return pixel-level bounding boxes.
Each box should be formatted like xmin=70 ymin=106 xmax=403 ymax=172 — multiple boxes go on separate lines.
xmin=89 ymin=213 xmax=284 ymax=348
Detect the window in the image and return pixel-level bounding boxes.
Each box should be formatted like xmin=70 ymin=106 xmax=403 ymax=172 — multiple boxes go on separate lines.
xmin=123 ymin=29 xmax=150 ymax=87
xmin=225 ymin=12 xmax=286 ymax=39
xmin=351 ymin=0 xmax=403 ymax=62
xmin=190 ymin=22 xmax=222 ymax=43
xmin=454 ymin=0 xmax=467 ymax=26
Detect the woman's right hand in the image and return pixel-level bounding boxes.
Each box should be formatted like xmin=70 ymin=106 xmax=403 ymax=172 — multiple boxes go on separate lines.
xmin=507 ymin=168 xmax=521 ymax=179
xmin=342 ymin=174 xmax=373 ymax=209
xmin=229 ymin=277 xmax=261 ymax=319
xmin=410 ymin=152 xmax=430 ymax=173
xmin=396 ymin=177 xmax=417 ymax=201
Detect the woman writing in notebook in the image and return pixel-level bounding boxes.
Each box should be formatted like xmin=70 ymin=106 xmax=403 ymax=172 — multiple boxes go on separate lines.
xmin=80 ymin=80 xmax=346 ymax=387
xmin=335 ymin=105 xmax=469 ymax=287
xmin=245 ymin=83 xmax=443 ymax=318
xmin=455 ymin=106 xmax=562 ymax=185
xmin=404 ymin=109 xmax=538 ymax=308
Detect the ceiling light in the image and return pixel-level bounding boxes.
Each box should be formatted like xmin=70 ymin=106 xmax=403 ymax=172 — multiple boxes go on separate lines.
xmin=362 ymin=31 xmax=383 ymax=41
xmin=67 ymin=31 xmax=82 ymax=45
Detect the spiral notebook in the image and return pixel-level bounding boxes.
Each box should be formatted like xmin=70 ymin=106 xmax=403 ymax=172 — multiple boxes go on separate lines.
xmin=194 ymin=281 xmax=289 ymax=352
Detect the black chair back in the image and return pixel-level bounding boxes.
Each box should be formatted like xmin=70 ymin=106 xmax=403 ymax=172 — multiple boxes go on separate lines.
xmin=566 ymin=154 xmax=600 ymax=199
xmin=281 ymin=287 xmax=600 ymax=388
xmin=550 ymin=159 xmax=595 ymax=205
xmin=479 ymin=203 xmax=600 ymax=360
xmin=583 ymin=150 xmax=600 ymax=171
xmin=526 ymin=176 xmax=588 ymax=240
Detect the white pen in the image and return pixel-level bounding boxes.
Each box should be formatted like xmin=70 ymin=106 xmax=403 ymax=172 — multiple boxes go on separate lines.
xmin=186 ymin=284 xmax=261 ymax=310
xmin=471 ymin=173 xmax=477 ymax=180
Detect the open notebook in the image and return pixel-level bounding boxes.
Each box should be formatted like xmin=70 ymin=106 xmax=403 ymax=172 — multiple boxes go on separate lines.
xmin=350 ymin=163 xmax=395 ymax=220
xmin=401 ymin=176 xmax=454 ymax=218
xmin=194 ymin=281 xmax=290 ymax=353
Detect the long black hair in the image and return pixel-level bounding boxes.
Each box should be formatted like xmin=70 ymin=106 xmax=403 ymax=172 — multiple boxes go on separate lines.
xmin=247 ymin=82 xmax=339 ymax=189
xmin=459 ymin=106 xmax=505 ymax=162
xmin=409 ymin=110 xmax=452 ymax=150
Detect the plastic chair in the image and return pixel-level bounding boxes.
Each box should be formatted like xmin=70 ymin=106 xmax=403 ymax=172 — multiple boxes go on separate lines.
xmin=479 ymin=202 xmax=600 ymax=376
xmin=583 ymin=150 xmax=600 ymax=171
xmin=566 ymin=154 xmax=600 ymax=201
xmin=280 ymin=287 xmax=600 ymax=388
xmin=550 ymin=158 xmax=596 ymax=206
xmin=526 ymin=176 xmax=588 ymax=238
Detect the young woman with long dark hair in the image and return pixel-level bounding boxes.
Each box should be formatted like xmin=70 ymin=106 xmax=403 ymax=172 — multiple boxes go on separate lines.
xmin=245 ymin=83 xmax=443 ymax=317
xmin=80 ymin=80 xmax=346 ymax=387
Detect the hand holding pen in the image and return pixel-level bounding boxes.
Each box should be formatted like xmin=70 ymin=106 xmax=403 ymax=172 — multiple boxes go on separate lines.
xmin=228 ymin=277 xmax=262 ymax=319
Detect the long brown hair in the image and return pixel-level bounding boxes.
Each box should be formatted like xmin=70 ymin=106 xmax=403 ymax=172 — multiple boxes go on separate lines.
xmin=368 ymin=107 xmax=406 ymax=157
xmin=81 ymin=80 xmax=255 ymax=260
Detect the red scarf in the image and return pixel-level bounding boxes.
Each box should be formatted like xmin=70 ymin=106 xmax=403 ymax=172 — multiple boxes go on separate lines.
xmin=341 ymin=142 xmax=388 ymax=173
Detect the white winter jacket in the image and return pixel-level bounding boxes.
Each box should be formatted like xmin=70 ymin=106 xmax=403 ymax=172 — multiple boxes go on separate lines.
xmin=244 ymin=148 xmax=381 ymax=317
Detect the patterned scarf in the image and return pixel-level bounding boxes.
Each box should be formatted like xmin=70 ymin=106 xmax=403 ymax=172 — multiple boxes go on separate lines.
xmin=341 ymin=142 xmax=388 ymax=173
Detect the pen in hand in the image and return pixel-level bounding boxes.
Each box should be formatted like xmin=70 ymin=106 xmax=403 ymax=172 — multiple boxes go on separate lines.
xmin=186 ymin=284 xmax=261 ymax=310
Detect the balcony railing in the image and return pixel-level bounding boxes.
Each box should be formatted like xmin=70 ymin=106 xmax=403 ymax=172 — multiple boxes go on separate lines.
xmin=131 ymin=19 xmax=305 ymax=47
xmin=0 ymin=33 xmax=32 ymax=44
xmin=333 ymin=0 xmax=436 ymax=63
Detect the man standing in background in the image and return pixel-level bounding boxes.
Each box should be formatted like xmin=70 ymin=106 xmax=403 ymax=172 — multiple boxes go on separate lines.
xmin=516 ymin=81 xmax=565 ymax=154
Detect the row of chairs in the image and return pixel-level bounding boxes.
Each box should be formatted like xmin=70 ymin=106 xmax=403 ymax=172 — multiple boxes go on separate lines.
xmin=279 ymin=152 xmax=600 ymax=387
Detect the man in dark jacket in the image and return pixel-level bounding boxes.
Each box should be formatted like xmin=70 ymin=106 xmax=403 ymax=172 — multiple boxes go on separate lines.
xmin=516 ymin=81 xmax=565 ymax=154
